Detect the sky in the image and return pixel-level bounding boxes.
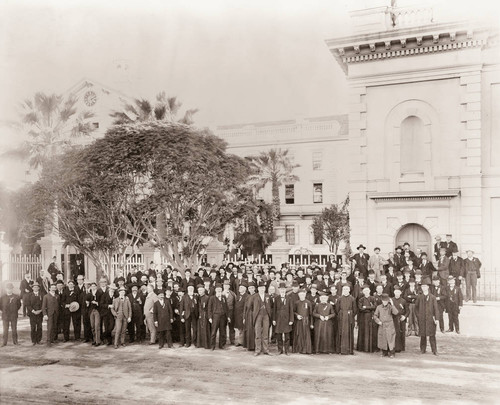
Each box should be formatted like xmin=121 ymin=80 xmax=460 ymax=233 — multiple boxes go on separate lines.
xmin=0 ymin=0 xmax=499 ymax=188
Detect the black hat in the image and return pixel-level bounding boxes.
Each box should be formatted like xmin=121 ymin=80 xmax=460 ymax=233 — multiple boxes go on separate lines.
xmin=403 ymin=242 xmax=410 ymax=247
xmin=381 ymin=293 xmax=390 ymax=301
xmin=395 ymin=246 xmax=403 ymax=251
xmin=393 ymin=285 xmax=401 ymax=291
xmin=357 ymin=244 xmax=366 ymax=250
xmin=214 ymin=283 xmax=222 ymax=289
xmin=292 ymin=280 xmax=299 ymax=287
xmin=258 ymin=281 xmax=266 ymax=287
xmin=278 ymin=282 xmax=286 ymax=289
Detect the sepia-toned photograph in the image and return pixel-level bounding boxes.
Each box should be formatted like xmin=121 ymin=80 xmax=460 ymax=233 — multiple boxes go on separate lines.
xmin=0 ymin=0 xmax=499 ymax=403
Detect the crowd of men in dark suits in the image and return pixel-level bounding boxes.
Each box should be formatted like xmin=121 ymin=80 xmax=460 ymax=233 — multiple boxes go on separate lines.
xmin=1 ymin=236 xmax=482 ymax=358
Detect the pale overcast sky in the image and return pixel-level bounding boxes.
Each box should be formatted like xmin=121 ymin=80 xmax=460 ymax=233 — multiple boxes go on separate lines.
xmin=0 ymin=0 xmax=498 ymax=187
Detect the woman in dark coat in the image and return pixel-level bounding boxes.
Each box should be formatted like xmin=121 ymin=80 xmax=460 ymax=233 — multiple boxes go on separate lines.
xmin=313 ymin=293 xmax=335 ymax=354
xmin=356 ymin=286 xmax=377 ymax=352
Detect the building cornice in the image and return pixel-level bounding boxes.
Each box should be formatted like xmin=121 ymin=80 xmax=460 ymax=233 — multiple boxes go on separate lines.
xmin=326 ymin=21 xmax=498 ymax=74
xmin=368 ymin=190 xmax=460 ymax=202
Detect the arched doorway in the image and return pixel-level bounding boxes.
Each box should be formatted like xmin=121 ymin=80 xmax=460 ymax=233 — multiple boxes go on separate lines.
xmin=395 ymin=223 xmax=432 ymax=256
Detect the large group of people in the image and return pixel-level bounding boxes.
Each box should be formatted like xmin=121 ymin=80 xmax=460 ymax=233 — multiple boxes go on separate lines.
xmin=1 ymin=234 xmax=482 ymax=359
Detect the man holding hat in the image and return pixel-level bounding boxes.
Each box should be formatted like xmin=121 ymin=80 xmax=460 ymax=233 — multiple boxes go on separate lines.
xmin=153 ymin=290 xmax=174 ymax=349
xmin=250 ymin=281 xmax=272 ymax=356
xmin=1 ymin=283 xmax=22 ymax=346
xmin=415 ymin=281 xmax=440 ymax=355
xmin=373 ymin=294 xmax=399 ymax=358
xmin=464 ymin=250 xmax=481 ymax=303
xmin=62 ymin=280 xmax=81 ymax=342
xmin=26 ymin=282 xmax=43 ymax=344
xmin=350 ymin=245 xmax=370 ymax=279
xmin=111 ymin=287 xmax=132 ymax=348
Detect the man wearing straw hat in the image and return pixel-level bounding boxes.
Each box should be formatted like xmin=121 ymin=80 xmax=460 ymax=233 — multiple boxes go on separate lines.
xmin=111 ymin=286 xmax=132 ymax=348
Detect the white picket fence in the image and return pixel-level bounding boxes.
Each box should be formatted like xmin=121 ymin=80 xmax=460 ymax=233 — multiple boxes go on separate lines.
xmin=8 ymin=254 xmax=42 ymax=281
xmin=107 ymin=254 xmax=145 ymax=277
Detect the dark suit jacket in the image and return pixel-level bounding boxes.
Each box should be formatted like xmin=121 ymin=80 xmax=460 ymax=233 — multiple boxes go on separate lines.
xmin=62 ymin=289 xmax=80 ymax=311
xmin=437 ymin=256 xmax=450 ymax=280
xmin=419 ymin=260 xmax=436 ymax=279
xmin=99 ymin=290 xmax=114 ymax=316
xmin=445 ymin=241 xmax=458 ymax=257
xmin=272 ymin=295 xmax=293 ymax=333
xmin=0 ymin=294 xmax=21 ymax=320
xmin=26 ymin=292 xmax=43 ymax=315
xmin=208 ymin=295 xmax=228 ymax=320
xmin=449 ymin=257 xmax=464 ymax=278
xmin=180 ymin=294 xmax=198 ymax=320
xmin=153 ymin=299 xmax=173 ymax=331
xmin=19 ymin=279 xmax=33 ymax=298
xmin=86 ymin=290 xmax=102 ymax=311
xmin=250 ymin=293 xmax=272 ymax=324
xmin=37 ymin=277 xmax=50 ymax=296
xmin=434 ymin=242 xmax=446 ymax=260
xmin=42 ymin=293 xmax=59 ymax=317
xmin=350 ymin=253 xmax=370 ymax=277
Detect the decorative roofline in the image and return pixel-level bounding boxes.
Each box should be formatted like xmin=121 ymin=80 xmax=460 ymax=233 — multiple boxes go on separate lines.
xmin=368 ymin=190 xmax=460 ymax=202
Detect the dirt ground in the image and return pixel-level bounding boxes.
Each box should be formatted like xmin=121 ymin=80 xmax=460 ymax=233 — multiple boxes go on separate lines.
xmin=1 ymin=302 xmax=500 ymax=405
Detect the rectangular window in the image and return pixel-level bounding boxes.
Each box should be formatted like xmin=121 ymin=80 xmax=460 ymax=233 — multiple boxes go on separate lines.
xmin=313 ymin=183 xmax=323 ymax=203
xmin=285 ymin=225 xmax=295 ymax=245
xmin=93 ymin=122 xmax=100 ymax=129
xmin=312 ymin=151 xmax=322 ymax=170
xmin=285 ymin=184 xmax=295 ymax=204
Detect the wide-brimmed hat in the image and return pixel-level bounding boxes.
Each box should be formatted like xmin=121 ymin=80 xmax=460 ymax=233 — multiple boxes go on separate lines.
xmin=357 ymin=244 xmax=366 ymax=250
xmin=69 ymin=301 xmax=80 ymax=312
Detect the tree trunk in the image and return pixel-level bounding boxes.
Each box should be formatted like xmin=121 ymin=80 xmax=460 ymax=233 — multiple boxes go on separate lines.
xmin=272 ymin=180 xmax=280 ymax=224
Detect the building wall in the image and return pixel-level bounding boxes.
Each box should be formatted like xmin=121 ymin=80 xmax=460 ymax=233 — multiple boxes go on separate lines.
xmin=214 ymin=116 xmax=349 ymax=254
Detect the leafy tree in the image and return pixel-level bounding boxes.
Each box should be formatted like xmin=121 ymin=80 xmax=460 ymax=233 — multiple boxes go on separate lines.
xmin=110 ymin=92 xmax=198 ymax=125
xmin=247 ymin=148 xmax=299 ymax=223
xmin=33 ymin=148 xmax=148 ymax=280
xmin=82 ymin=121 xmax=252 ymax=273
xmin=232 ymin=198 xmax=276 ymax=256
xmin=311 ymin=195 xmax=350 ymax=255
xmin=7 ymin=92 xmax=96 ymax=170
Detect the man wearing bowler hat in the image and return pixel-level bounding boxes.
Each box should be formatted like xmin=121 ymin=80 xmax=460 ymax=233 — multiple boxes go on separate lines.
xmin=27 ymin=282 xmax=43 ymax=344
xmin=153 ymin=290 xmax=174 ymax=349
xmin=42 ymin=283 xmax=59 ymax=346
xmin=415 ymin=281 xmax=440 ymax=355
xmin=251 ymin=280 xmax=273 ymax=356
xmin=208 ymin=283 xmax=229 ymax=350
xmin=1 ymin=283 xmax=22 ymax=346
xmin=350 ymin=244 xmax=370 ymax=279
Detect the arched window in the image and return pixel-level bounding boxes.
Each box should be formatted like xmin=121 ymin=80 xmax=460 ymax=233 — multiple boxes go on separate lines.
xmin=400 ymin=116 xmax=424 ymax=174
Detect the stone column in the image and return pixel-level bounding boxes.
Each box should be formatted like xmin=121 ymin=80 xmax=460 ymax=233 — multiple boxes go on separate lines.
xmin=0 ymin=231 xmax=13 ymax=282
xmin=459 ymin=71 xmax=483 ymax=255
xmin=205 ymin=239 xmax=226 ymax=267
xmin=347 ymin=85 xmax=369 ymax=250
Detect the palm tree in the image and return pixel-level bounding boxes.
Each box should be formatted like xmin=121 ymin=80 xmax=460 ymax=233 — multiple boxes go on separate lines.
xmin=247 ymin=148 xmax=300 ymax=223
xmin=8 ymin=92 xmax=96 ymax=170
xmin=110 ymin=92 xmax=199 ymax=125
